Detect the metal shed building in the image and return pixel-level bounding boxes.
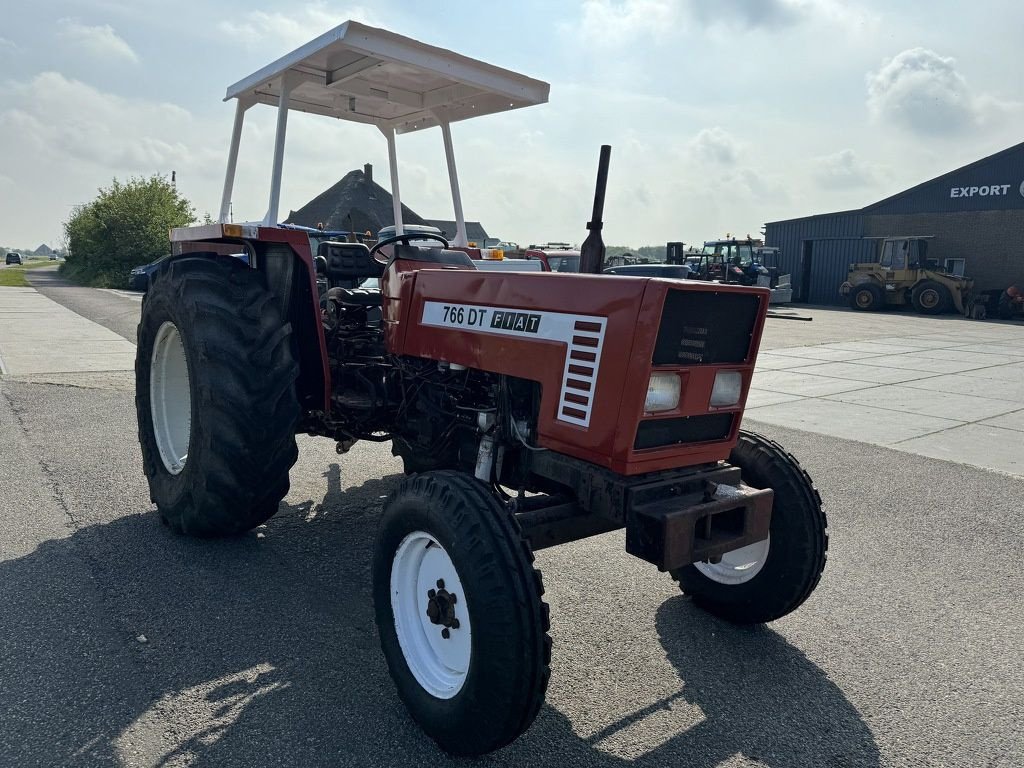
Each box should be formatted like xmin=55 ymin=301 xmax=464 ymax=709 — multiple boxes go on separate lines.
xmin=765 ymin=142 xmax=1024 ymax=305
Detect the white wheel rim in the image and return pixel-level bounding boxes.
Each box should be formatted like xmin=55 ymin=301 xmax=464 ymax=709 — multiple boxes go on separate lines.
xmin=390 ymin=531 xmax=472 ymax=699
xmin=695 ymin=534 xmax=770 ymax=585
xmin=150 ymin=321 xmax=191 ymax=475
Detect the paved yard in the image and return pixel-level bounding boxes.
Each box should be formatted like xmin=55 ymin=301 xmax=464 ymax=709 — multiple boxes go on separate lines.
xmin=751 ymin=308 xmax=1024 ymax=477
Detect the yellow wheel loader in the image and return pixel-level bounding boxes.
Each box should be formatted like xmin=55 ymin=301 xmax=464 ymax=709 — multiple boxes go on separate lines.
xmin=840 ymin=236 xmax=973 ymax=315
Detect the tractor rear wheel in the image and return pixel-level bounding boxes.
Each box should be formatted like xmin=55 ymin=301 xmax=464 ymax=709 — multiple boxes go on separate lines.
xmin=373 ymin=471 xmax=551 ymax=755
xmin=136 ymin=256 xmax=300 ymax=537
xmin=849 ymin=282 xmax=884 ymax=311
xmin=670 ymin=431 xmax=828 ymax=624
xmin=911 ymin=280 xmax=952 ymax=314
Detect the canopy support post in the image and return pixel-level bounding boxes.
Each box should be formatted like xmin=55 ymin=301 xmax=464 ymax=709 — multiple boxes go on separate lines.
xmin=220 ymin=96 xmax=252 ymax=224
xmin=265 ymin=72 xmax=296 ymax=226
xmin=380 ymin=124 xmax=404 ymax=236
xmin=438 ymin=118 xmax=467 ymax=246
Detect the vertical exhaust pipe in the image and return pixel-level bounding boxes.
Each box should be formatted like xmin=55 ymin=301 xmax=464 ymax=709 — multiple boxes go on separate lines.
xmin=579 ymin=145 xmax=611 ymax=274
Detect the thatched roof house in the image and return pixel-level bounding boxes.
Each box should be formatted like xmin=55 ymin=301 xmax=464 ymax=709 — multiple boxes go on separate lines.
xmin=284 ymin=164 xmax=427 ymax=234
xmin=285 ymin=164 xmax=490 ymax=241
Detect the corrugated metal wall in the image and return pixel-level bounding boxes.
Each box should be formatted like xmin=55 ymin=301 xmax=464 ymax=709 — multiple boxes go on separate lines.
xmin=804 ymin=239 xmax=877 ymax=304
xmin=764 ymin=212 xmax=865 ymax=305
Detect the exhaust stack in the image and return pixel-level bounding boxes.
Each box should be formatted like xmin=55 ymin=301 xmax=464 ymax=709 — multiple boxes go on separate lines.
xmin=579 ymin=145 xmax=611 ymax=274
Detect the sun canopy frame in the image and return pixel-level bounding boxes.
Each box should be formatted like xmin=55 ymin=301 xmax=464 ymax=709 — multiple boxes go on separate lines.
xmin=219 ymin=21 xmax=550 ymax=241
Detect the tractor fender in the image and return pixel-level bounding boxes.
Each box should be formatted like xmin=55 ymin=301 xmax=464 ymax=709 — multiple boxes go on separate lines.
xmin=838 ymin=281 xmax=852 ymax=296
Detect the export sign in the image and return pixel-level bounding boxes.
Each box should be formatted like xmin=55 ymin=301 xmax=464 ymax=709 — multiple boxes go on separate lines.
xmin=948 ymin=183 xmax=1022 ymax=198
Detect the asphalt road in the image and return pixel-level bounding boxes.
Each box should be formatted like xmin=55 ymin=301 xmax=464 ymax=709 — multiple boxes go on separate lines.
xmin=27 ymin=268 xmax=140 ymax=342
xmin=1 ymin=284 xmax=1022 ymax=767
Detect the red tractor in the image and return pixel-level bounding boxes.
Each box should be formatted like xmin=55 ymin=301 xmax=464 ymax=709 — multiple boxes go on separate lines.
xmin=136 ymin=22 xmax=827 ymax=756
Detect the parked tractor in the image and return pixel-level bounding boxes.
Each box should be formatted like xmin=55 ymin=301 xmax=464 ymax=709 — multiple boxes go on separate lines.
xmin=840 ymin=236 xmax=973 ymax=314
xmin=135 ymin=22 xmax=828 ymax=756
xmin=686 ymin=238 xmax=793 ymax=304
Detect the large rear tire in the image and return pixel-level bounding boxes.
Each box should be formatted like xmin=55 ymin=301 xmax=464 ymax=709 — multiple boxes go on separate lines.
xmin=373 ymin=471 xmax=551 ymax=756
xmin=136 ymin=256 xmax=300 ymax=537
xmin=671 ymin=431 xmax=828 ymax=624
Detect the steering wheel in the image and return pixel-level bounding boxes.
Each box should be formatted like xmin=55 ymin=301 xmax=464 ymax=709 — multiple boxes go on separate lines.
xmin=369 ymin=232 xmax=450 ymax=263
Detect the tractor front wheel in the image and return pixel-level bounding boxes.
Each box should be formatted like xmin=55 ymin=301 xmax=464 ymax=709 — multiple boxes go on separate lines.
xmin=670 ymin=431 xmax=828 ymax=624
xmin=911 ymin=280 xmax=952 ymax=314
xmin=849 ymin=283 xmax=884 ymax=311
xmin=136 ymin=256 xmax=300 ymax=537
xmin=373 ymin=471 xmax=551 ymax=755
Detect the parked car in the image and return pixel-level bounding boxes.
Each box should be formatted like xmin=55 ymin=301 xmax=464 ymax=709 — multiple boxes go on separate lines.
xmin=6 ymin=253 xmax=22 ymax=265
xmin=49 ymin=254 xmax=58 ymax=261
xmin=128 ymin=255 xmax=171 ymax=291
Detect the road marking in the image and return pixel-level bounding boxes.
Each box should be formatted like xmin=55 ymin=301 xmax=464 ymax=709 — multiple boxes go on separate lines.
xmin=101 ymin=289 xmax=144 ymax=302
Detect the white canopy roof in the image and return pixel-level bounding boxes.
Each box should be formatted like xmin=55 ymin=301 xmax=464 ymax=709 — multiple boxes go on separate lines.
xmin=225 ymin=21 xmax=550 ymax=133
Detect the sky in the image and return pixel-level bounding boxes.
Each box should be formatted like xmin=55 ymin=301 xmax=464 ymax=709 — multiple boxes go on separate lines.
xmin=1 ymin=0 xmax=1022 ymax=250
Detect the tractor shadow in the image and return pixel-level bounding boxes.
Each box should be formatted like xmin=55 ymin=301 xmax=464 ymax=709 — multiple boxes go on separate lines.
xmin=510 ymin=599 xmax=881 ymax=768
xmin=0 ymin=462 xmax=878 ymax=767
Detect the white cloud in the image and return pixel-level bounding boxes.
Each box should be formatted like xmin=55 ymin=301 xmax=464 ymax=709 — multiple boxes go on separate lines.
xmin=866 ymin=48 xmax=980 ymax=135
xmin=578 ymin=0 xmax=680 ymax=44
xmin=0 ymin=37 xmax=17 ymax=52
xmin=57 ymin=18 xmax=138 ymax=62
xmin=813 ymin=148 xmax=881 ymax=188
xmin=686 ymin=127 xmax=741 ymax=165
xmin=0 ymin=72 xmax=200 ymax=170
xmin=221 ymin=3 xmax=384 ymax=52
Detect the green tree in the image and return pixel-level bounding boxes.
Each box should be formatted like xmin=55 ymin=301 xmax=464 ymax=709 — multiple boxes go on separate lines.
xmin=62 ymin=175 xmax=195 ymax=287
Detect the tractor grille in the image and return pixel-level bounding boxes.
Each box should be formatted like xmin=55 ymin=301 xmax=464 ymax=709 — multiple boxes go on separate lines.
xmin=652 ymin=291 xmax=760 ymax=366
xmin=634 ymin=414 xmax=734 ymax=450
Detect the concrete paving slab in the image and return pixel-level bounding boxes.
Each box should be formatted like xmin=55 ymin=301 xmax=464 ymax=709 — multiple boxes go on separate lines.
xmin=753 ymin=354 xmax=817 ymax=370
xmin=978 ymin=408 xmax=1024 ymax=432
xmin=823 ymin=341 xmax=933 ymax=355
xmin=855 ymin=353 xmax=997 ymax=374
xmin=984 ymin=337 xmax=1024 ymax=348
xmin=751 ymin=370 xmax=877 ymax=397
xmin=948 ymin=343 xmax=1024 ymax=356
xmin=898 ymin=336 xmax=973 ymax=348
xmin=895 ymin=347 xmax=1024 ymax=365
xmin=902 ymin=373 xmax=1024 ymax=402
xmin=759 ymin=346 xmax=879 ymax=362
xmin=745 ymin=397 xmax=960 ymax=445
xmin=825 ymin=385 xmax=1022 ymax=422
xmin=2 ymin=339 xmax=136 ymax=356
xmin=744 ymin=389 xmax=805 ymax=408
xmin=0 ymin=287 xmax=136 ymax=375
xmin=958 ymin=362 xmax=1024 ymax=383
xmin=893 ymin=424 xmax=1024 ymax=477
xmin=787 ymin=361 xmax=936 ymax=384
xmin=842 ymin=335 xmax=946 ymax=349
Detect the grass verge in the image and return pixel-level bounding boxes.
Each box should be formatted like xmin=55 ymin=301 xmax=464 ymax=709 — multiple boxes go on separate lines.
xmin=0 ymin=260 xmax=60 ymax=287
